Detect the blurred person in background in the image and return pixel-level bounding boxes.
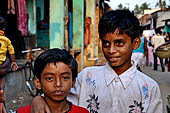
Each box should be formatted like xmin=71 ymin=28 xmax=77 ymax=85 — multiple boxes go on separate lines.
xmin=151 ymin=30 xmax=165 ymax=72
xmin=164 ymin=32 xmax=170 ymax=71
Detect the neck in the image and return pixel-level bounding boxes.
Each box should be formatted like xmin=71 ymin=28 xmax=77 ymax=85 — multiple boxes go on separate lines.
xmin=45 ymin=97 xmax=70 ymax=113
xmin=111 ymin=60 xmax=132 ymax=75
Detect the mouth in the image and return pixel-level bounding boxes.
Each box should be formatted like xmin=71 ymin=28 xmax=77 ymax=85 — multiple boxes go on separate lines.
xmin=53 ymin=91 xmax=64 ymax=96
xmin=107 ymin=56 xmax=120 ymax=62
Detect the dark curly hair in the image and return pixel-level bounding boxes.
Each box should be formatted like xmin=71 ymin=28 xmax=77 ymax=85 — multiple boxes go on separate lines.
xmin=33 ymin=48 xmax=78 ymax=81
xmin=98 ymin=10 xmax=140 ymax=41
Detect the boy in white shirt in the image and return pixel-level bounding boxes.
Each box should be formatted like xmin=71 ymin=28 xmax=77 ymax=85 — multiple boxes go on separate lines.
xmin=31 ymin=10 xmax=162 ymax=113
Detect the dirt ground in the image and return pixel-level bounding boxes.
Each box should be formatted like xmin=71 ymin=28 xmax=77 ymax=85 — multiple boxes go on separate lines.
xmin=6 ymin=90 xmax=33 ymax=112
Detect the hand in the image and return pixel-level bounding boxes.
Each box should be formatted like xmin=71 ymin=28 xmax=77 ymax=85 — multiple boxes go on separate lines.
xmin=0 ymin=90 xmax=5 ymax=103
xmin=0 ymin=103 xmax=6 ymax=113
xmin=11 ymin=62 xmax=18 ymax=71
xmin=30 ymin=96 xmax=51 ymax=113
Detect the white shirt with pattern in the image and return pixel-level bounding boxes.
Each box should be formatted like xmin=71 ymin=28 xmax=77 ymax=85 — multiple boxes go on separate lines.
xmin=68 ymin=62 xmax=163 ymax=113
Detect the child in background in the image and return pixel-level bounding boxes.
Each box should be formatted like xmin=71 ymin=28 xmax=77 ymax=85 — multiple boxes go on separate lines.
xmin=31 ymin=10 xmax=162 ymax=113
xmin=17 ymin=48 xmax=89 ymax=113
xmin=0 ymin=17 xmax=18 ymax=112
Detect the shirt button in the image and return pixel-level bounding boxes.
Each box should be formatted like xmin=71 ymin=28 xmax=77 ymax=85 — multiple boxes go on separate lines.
xmin=115 ymin=77 xmax=119 ymax=82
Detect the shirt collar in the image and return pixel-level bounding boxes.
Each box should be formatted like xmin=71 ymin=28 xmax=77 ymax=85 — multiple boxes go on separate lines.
xmin=104 ymin=61 xmax=137 ymax=89
xmin=104 ymin=62 xmax=117 ymax=86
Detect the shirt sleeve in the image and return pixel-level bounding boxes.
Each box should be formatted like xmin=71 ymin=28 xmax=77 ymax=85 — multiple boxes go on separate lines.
xmin=146 ymin=83 xmax=163 ymax=113
xmin=7 ymin=38 xmax=15 ymax=54
xmin=68 ymin=70 xmax=84 ymax=105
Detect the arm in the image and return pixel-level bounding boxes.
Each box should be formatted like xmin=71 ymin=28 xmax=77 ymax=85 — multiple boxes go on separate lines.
xmin=9 ymin=54 xmax=18 ymax=71
xmin=151 ymin=36 xmax=155 ymax=47
xmin=67 ymin=71 xmax=83 ymax=105
xmin=0 ymin=90 xmax=5 ymax=103
xmin=30 ymin=96 xmax=51 ymax=113
xmin=0 ymin=103 xmax=7 ymax=113
xmin=144 ymin=37 xmax=148 ymax=65
xmin=146 ymin=84 xmax=163 ymax=113
xmin=6 ymin=39 xmax=18 ymax=71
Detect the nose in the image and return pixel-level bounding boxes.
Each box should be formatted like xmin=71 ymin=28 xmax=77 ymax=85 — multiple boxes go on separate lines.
xmin=108 ymin=44 xmax=116 ymax=54
xmin=54 ymin=77 xmax=62 ymax=87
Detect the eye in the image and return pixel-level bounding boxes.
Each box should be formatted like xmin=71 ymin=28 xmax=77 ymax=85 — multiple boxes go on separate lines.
xmin=102 ymin=40 xmax=110 ymax=48
xmin=62 ymin=76 xmax=70 ymax=81
xmin=45 ymin=76 xmax=54 ymax=81
xmin=115 ymin=40 xmax=125 ymax=46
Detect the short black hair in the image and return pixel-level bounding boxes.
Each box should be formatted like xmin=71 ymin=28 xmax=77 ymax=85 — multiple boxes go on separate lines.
xmin=0 ymin=17 xmax=6 ymax=30
xmin=98 ymin=10 xmax=140 ymax=41
xmin=33 ymin=48 xmax=78 ymax=81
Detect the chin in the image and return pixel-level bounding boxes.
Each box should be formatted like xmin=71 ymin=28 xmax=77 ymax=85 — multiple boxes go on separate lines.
xmin=109 ymin=63 xmax=121 ymax=68
xmin=53 ymin=97 xmax=67 ymax=102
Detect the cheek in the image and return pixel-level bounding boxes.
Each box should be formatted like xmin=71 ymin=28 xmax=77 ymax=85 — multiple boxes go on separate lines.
xmin=64 ymin=81 xmax=72 ymax=92
xmin=102 ymin=47 xmax=108 ymax=54
xmin=41 ymin=81 xmax=53 ymax=91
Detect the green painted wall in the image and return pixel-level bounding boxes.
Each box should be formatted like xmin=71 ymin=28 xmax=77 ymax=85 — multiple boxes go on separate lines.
xmin=26 ymin=0 xmax=36 ymax=34
xmin=49 ymin=0 xmax=64 ymax=49
xmin=86 ymin=0 xmax=95 ymax=18
xmin=72 ymin=0 xmax=83 ymax=49
xmin=36 ymin=0 xmax=44 ymax=21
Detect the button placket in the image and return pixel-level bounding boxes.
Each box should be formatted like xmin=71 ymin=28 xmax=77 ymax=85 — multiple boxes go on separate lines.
xmin=112 ymin=76 xmax=120 ymax=112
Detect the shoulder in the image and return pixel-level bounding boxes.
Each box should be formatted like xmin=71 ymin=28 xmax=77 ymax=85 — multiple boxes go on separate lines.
xmin=136 ymin=70 xmax=159 ymax=88
xmin=70 ymin=104 xmax=89 ymax=113
xmin=17 ymin=105 xmax=30 ymax=113
xmin=83 ymin=65 xmax=104 ymax=71
xmin=76 ymin=65 xmax=105 ymax=83
xmin=79 ymin=65 xmax=105 ymax=77
xmin=0 ymin=35 xmax=9 ymax=40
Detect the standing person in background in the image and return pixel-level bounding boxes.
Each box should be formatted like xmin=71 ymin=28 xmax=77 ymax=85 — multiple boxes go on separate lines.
xmin=147 ymin=36 xmax=154 ymax=66
xmin=131 ymin=27 xmax=148 ymax=71
xmin=0 ymin=17 xmax=18 ymax=113
xmin=30 ymin=10 xmax=162 ymax=113
xmin=164 ymin=32 xmax=170 ymax=71
xmin=151 ymin=30 xmax=165 ymax=72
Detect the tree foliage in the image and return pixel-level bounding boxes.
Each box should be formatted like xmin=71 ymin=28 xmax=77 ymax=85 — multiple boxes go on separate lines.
xmin=117 ymin=3 xmax=128 ymax=10
xmin=155 ymin=0 xmax=167 ymax=8
xmin=118 ymin=3 xmax=123 ymax=9
xmin=134 ymin=2 xmax=150 ymax=14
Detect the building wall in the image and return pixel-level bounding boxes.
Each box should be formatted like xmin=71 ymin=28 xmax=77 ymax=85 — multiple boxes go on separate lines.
xmin=49 ymin=0 xmax=64 ymax=48
xmin=36 ymin=0 xmax=44 ymax=21
xmin=72 ymin=0 xmax=84 ymax=50
xmin=26 ymin=0 xmax=36 ymax=35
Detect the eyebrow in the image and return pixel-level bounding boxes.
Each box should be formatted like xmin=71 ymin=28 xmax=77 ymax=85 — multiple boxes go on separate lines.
xmin=43 ymin=72 xmax=72 ymax=76
xmin=60 ymin=72 xmax=72 ymax=76
xmin=114 ymin=39 xmax=125 ymax=42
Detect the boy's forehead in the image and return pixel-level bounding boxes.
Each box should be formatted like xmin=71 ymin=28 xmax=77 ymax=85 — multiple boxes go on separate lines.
xmin=102 ymin=29 xmax=128 ymax=37
xmin=45 ymin=62 xmax=71 ymax=68
xmin=102 ymin=32 xmax=130 ymax=39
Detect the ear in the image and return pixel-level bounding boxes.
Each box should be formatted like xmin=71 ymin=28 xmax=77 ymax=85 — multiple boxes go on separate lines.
xmin=72 ymin=79 xmax=76 ymax=88
xmin=133 ymin=37 xmax=140 ymax=50
xmin=34 ymin=77 xmax=42 ymax=90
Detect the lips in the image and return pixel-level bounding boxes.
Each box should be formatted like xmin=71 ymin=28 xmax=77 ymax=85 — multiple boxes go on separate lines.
xmin=53 ymin=91 xmax=64 ymax=96
xmin=107 ymin=56 xmax=120 ymax=62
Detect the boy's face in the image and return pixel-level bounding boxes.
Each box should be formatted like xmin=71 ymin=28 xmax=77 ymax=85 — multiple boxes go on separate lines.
xmin=35 ymin=62 xmax=73 ymax=102
xmin=101 ymin=33 xmax=139 ymax=72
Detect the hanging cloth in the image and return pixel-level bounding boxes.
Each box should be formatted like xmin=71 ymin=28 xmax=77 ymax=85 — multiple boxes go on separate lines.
xmin=16 ymin=0 xmax=27 ymax=35
xmin=84 ymin=17 xmax=91 ymax=47
xmin=7 ymin=0 xmax=15 ymax=14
